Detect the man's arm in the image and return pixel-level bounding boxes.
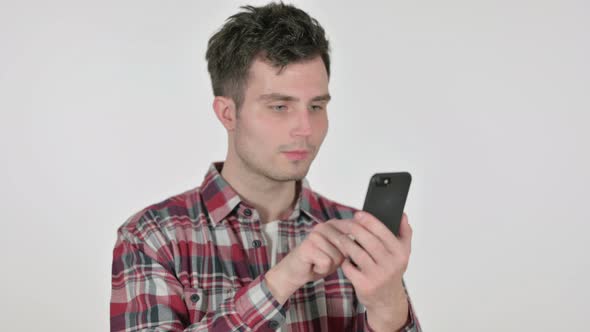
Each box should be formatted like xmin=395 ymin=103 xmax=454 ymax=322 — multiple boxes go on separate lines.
xmin=110 ymin=228 xmax=289 ymax=332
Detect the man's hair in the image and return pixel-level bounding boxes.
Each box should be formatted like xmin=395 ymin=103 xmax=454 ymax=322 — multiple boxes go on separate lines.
xmin=205 ymin=2 xmax=331 ymax=111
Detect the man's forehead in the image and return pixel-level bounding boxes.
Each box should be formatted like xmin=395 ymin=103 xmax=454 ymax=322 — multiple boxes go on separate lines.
xmin=244 ymin=56 xmax=329 ymax=101
xmin=249 ymin=55 xmax=326 ymax=75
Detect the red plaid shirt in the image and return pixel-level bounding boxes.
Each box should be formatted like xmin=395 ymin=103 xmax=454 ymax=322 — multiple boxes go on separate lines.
xmin=110 ymin=162 xmax=421 ymax=331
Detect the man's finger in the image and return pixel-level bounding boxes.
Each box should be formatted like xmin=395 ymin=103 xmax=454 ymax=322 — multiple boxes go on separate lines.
xmin=341 ymin=256 xmax=365 ymax=286
xmin=311 ymin=222 xmax=353 ymax=257
xmin=330 ymin=217 xmax=389 ymax=265
xmin=339 ymin=231 xmax=377 ymax=273
xmin=355 ymin=211 xmax=402 ymax=254
xmin=397 ymin=213 xmax=413 ymax=250
xmin=307 ymin=230 xmax=344 ymax=266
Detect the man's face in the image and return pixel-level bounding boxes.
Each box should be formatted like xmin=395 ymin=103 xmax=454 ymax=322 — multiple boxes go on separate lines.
xmin=231 ymin=55 xmax=330 ymax=182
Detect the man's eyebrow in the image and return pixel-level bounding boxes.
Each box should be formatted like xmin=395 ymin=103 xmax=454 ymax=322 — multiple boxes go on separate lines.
xmin=258 ymin=93 xmax=298 ymax=102
xmin=311 ymin=94 xmax=331 ymax=102
xmin=258 ymin=93 xmax=331 ymax=102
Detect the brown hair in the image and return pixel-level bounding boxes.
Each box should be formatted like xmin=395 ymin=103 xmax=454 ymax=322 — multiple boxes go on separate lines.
xmin=205 ymin=2 xmax=331 ymax=111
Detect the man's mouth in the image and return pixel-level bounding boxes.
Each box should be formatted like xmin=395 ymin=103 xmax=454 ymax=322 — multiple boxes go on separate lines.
xmin=282 ymin=150 xmax=310 ymax=161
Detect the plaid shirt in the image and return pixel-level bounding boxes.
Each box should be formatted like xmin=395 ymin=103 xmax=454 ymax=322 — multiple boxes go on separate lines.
xmin=111 ymin=162 xmax=421 ymax=331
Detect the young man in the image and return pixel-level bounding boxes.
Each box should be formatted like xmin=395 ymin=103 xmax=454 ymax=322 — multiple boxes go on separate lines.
xmin=110 ymin=3 xmax=421 ymax=331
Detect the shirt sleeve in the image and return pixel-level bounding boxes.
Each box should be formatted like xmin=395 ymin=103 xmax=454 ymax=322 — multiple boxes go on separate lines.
xmin=110 ymin=228 xmax=290 ymax=332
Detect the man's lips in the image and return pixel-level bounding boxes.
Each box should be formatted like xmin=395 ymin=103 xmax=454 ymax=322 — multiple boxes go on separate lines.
xmin=282 ymin=150 xmax=310 ymax=160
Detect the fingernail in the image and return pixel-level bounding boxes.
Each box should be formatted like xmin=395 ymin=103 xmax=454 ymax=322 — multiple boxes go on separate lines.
xmin=355 ymin=211 xmax=364 ymax=220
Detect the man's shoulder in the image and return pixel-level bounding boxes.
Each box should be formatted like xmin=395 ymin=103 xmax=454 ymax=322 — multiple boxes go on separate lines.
xmin=117 ymin=186 xmax=206 ymax=240
xmin=306 ymin=189 xmax=360 ymax=221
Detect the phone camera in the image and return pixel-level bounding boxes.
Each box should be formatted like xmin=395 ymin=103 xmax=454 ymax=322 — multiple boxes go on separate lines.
xmin=374 ymin=176 xmax=391 ymax=187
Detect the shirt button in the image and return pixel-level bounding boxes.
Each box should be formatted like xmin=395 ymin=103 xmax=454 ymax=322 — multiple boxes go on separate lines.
xmin=244 ymin=208 xmax=252 ymax=217
xmin=190 ymin=294 xmax=200 ymax=303
xmin=252 ymin=240 xmax=262 ymax=248
xmin=268 ymin=320 xmax=279 ymax=329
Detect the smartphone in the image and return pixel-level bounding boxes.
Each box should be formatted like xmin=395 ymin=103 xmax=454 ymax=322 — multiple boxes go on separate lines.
xmin=362 ymin=172 xmax=412 ymax=237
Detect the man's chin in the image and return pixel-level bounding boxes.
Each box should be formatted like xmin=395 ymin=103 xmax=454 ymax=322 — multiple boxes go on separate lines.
xmin=269 ymin=164 xmax=311 ymax=182
xmin=268 ymin=171 xmax=307 ymax=182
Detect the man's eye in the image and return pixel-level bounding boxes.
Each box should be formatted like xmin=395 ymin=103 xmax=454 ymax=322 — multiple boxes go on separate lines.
xmin=271 ymin=105 xmax=287 ymax=112
xmin=311 ymin=105 xmax=324 ymax=111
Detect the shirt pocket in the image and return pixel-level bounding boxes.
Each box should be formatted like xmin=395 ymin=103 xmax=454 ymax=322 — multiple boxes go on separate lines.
xmin=182 ymin=287 xmax=238 ymax=324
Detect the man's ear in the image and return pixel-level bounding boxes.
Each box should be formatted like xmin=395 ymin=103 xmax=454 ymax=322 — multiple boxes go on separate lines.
xmin=213 ymin=96 xmax=238 ymax=131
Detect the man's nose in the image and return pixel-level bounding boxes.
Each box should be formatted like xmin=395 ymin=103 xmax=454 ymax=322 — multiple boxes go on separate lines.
xmin=291 ymin=109 xmax=312 ymax=137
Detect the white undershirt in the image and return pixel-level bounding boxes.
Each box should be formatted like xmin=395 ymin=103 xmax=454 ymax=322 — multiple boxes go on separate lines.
xmin=260 ymin=220 xmax=286 ymax=331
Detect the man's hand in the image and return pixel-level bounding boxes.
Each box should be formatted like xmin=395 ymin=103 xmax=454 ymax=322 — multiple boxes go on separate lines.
xmin=328 ymin=211 xmax=413 ymax=331
xmin=264 ymin=221 xmax=352 ymax=304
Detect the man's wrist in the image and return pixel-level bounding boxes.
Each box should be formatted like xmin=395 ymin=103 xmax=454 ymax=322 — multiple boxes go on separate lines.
xmin=366 ymin=297 xmax=410 ymax=332
xmin=264 ymin=265 xmax=300 ymax=305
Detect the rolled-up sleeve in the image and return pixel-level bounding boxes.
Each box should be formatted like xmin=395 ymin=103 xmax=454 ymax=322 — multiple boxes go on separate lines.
xmin=110 ymin=229 xmax=290 ymax=332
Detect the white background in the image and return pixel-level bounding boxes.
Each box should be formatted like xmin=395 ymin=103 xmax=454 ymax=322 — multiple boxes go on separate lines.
xmin=1 ymin=0 xmax=589 ymax=330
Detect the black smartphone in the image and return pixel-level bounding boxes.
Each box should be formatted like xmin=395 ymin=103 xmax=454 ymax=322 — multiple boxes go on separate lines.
xmin=362 ymin=172 xmax=412 ymax=237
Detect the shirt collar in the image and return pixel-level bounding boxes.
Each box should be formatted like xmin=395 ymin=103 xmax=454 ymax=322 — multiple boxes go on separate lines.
xmin=200 ymin=161 xmax=323 ymax=226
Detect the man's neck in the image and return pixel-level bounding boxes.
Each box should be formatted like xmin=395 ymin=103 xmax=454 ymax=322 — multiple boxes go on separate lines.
xmin=220 ymin=159 xmax=298 ymax=224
